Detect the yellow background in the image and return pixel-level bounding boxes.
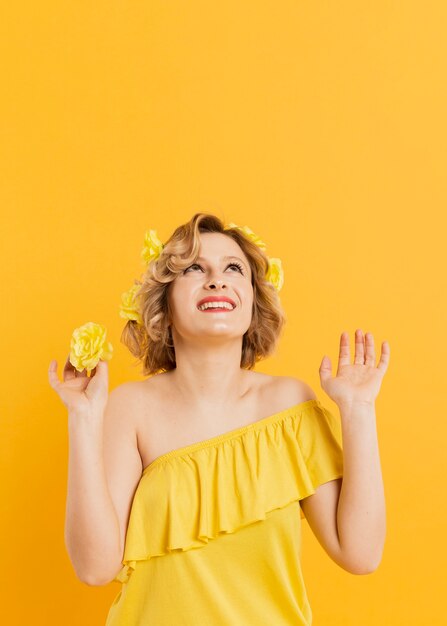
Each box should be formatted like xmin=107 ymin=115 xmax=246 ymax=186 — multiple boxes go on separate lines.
xmin=1 ymin=2 xmax=445 ymax=624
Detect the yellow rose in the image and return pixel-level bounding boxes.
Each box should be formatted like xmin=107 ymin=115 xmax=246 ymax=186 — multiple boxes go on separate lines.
xmin=119 ymin=283 xmax=143 ymax=325
xmin=140 ymin=229 xmax=164 ymax=265
xmin=265 ymin=257 xmax=284 ymax=292
xmin=224 ymin=222 xmax=267 ymax=251
xmin=69 ymin=322 xmax=113 ymax=376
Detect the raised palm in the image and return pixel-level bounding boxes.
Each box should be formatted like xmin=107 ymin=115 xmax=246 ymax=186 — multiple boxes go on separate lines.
xmin=319 ymin=329 xmax=390 ymax=409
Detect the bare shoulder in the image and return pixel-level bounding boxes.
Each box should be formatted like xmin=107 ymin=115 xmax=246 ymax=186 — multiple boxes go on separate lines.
xmin=107 ymin=380 xmax=145 ymax=418
xmin=266 ymin=374 xmax=318 ymax=406
xmin=103 ymin=380 xmax=147 ymax=453
xmin=248 ymin=372 xmax=318 ymax=415
xmin=110 ymin=378 xmax=159 ymax=409
xmin=116 ymin=379 xmax=148 ymax=394
xmin=109 ymin=379 xmax=142 ymax=398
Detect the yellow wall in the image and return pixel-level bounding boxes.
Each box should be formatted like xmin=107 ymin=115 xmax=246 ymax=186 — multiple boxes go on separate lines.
xmin=1 ymin=2 xmax=445 ymax=624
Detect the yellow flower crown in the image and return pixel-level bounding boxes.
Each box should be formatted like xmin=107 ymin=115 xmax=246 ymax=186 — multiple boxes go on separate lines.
xmin=119 ymin=222 xmax=284 ymax=325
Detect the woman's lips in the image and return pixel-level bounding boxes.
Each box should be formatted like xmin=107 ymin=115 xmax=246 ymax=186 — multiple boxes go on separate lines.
xmin=199 ymin=307 xmax=234 ymax=312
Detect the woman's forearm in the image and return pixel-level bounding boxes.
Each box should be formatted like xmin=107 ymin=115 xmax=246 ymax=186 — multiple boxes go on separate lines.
xmin=65 ymin=411 xmax=121 ymax=585
xmin=336 ymin=403 xmax=386 ymax=574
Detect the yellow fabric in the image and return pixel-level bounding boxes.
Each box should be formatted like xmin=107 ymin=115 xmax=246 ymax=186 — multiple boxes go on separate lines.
xmin=105 ymin=398 xmax=344 ymax=626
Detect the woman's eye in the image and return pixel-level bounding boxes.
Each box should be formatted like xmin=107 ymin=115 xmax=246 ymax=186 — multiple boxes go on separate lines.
xmin=184 ymin=262 xmax=244 ymax=274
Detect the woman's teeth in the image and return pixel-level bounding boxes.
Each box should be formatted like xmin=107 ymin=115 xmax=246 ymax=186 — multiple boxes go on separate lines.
xmin=198 ymin=302 xmax=235 ymax=311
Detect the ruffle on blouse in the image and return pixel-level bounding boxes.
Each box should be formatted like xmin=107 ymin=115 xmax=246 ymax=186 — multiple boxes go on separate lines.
xmin=113 ymin=399 xmax=343 ymax=584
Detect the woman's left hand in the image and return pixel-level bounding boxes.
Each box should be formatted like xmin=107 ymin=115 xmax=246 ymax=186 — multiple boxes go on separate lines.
xmin=319 ymin=329 xmax=390 ymax=410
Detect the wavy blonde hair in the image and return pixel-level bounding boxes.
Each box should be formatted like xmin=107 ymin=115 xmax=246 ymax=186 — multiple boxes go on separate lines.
xmin=121 ymin=212 xmax=286 ymax=376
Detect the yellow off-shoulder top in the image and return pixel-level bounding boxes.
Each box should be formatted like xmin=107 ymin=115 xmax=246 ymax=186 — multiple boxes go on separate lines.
xmin=105 ymin=398 xmax=344 ymax=626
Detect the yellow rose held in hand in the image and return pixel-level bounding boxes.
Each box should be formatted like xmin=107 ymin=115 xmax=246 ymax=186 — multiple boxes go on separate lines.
xmin=140 ymin=229 xmax=164 ymax=265
xmin=119 ymin=283 xmax=143 ymax=325
xmin=266 ymin=257 xmax=284 ymax=292
xmin=69 ymin=322 xmax=113 ymax=376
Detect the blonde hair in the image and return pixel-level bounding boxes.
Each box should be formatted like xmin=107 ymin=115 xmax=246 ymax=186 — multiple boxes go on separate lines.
xmin=121 ymin=212 xmax=286 ymax=376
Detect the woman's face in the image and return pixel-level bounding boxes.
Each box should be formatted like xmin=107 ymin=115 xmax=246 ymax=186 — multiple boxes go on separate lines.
xmin=167 ymin=232 xmax=254 ymax=346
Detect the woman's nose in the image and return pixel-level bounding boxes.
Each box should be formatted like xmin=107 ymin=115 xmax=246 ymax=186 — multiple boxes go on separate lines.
xmin=207 ymin=276 xmax=227 ymax=289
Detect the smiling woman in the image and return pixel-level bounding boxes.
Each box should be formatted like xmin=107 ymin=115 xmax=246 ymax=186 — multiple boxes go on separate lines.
xmin=120 ymin=213 xmax=286 ymax=376
xmin=52 ymin=212 xmax=352 ymax=626
xmin=93 ymin=213 xmax=347 ymax=626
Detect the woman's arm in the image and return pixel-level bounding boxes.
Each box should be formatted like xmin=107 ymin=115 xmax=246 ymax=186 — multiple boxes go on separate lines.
xmin=301 ymin=329 xmax=389 ymax=574
xmin=65 ymin=410 xmax=122 ymax=585
xmin=65 ymin=384 xmax=143 ymax=586
xmin=299 ymin=403 xmax=385 ymax=575
xmin=336 ymin=402 xmax=386 ymax=572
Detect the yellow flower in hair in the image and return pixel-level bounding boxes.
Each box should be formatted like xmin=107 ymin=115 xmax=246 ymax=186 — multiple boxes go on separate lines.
xmin=69 ymin=322 xmax=113 ymax=376
xmin=119 ymin=283 xmax=143 ymax=325
xmin=266 ymin=257 xmax=284 ymax=292
xmin=141 ymin=229 xmax=164 ymax=265
xmin=225 ymin=222 xmax=267 ymax=251
xmin=226 ymin=222 xmax=283 ymax=290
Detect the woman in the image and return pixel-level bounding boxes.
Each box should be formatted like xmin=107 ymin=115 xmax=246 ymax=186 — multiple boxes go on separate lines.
xmin=48 ymin=212 xmax=389 ymax=625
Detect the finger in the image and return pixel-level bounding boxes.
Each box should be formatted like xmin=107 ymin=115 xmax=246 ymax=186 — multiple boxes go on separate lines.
xmin=63 ymin=354 xmax=77 ymax=381
xmin=85 ymin=360 xmax=108 ymax=398
xmin=377 ymin=340 xmax=390 ymax=373
xmin=337 ymin=331 xmax=350 ymax=373
xmin=319 ymin=354 xmax=332 ymax=384
xmin=87 ymin=364 xmax=98 ymax=377
xmin=48 ymin=360 xmax=60 ymax=389
xmin=91 ymin=359 xmax=107 ymax=380
xmin=354 ymin=329 xmax=365 ymax=365
xmin=97 ymin=359 xmax=109 ymax=381
xmin=365 ymin=332 xmax=375 ymax=366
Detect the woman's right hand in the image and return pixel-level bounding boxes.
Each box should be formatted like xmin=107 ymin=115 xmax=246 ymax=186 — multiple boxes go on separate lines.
xmin=48 ymin=355 xmax=109 ymax=417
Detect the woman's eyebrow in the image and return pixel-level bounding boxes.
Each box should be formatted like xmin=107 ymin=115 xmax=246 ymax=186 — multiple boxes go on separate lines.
xmin=195 ymin=255 xmax=248 ymax=268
